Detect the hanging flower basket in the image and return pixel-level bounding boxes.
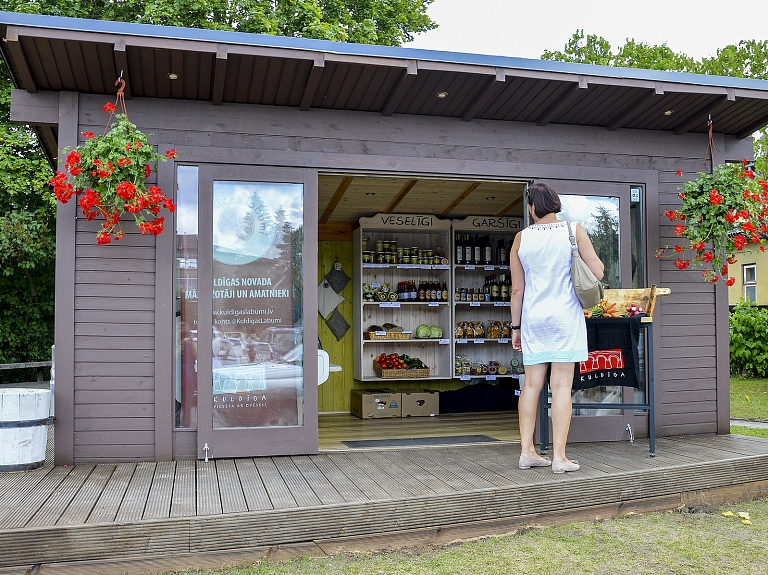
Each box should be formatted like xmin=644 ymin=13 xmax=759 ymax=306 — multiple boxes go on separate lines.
xmin=49 ymin=78 xmax=176 ymax=245
xmin=658 ymin=161 xmax=768 ymax=285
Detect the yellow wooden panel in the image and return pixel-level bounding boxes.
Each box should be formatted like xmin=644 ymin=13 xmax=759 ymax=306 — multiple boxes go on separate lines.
xmin=318 ymin=240 xmax=464 ymax=412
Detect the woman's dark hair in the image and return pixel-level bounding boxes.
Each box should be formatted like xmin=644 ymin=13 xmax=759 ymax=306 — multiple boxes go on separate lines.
xmin=527 ymin=182 xmax=561 ymax=218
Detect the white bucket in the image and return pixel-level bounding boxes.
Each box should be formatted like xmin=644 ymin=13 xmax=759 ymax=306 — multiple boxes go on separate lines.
xmin=0 ymin=388 xmax=51 ymax=472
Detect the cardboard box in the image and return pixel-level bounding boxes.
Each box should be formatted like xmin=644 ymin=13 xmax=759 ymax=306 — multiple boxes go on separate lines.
xmin=401 ymin=388 xmax=439 ymax=417
xmin=350 ymin=389 xmax=401 ymax=418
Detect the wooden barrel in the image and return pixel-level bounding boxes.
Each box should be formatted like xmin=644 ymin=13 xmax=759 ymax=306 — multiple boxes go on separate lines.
xmin=0 ymin=388 xmax=51 ymax=472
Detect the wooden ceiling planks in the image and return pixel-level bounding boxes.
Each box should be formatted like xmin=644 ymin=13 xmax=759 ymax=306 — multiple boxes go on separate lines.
xmin=319 ymin=176 xmax=354 ymax=223
xmin=383 ymin=180 xmax=418 ymax=213
xmin=439 ymin=182 xmax=481 ymax=217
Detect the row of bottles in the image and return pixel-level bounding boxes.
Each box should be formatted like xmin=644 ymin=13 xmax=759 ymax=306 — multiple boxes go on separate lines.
xmin=454 ymin=275 xmax=510 ymax=302
xmin=396 ymin=280 xmax=449 ymax=302
xmin=455 ymin=234 xmax=510 ymax=266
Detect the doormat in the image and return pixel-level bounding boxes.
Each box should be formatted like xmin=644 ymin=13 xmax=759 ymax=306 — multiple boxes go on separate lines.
xmin=341 ymin=434 xmax=500 ymax=449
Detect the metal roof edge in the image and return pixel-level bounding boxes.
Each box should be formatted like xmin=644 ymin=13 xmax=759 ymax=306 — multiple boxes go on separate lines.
xmin=3 ymin=10 xmax=768 ymax=93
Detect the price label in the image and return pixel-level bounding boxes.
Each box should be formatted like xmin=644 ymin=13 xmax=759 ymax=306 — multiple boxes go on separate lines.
xmin=374 ymin=331 xmax=386 ymax=336
xmin=420 ymin=265 xmax=432 ymax=270
xmin=470 ymin=302 xmax=481 ymax=307
xmin=370 ymin=283 xmax=380 ymax=288
xmin=433 ymin=264 xmax=450 ymax=270
xmin=456 ymin=338 xmax=467 ymax=344
xmin=460 ymin=375 xmax=471 ymax=381
xmin=499 ymin=265 xmax=509 ymax=270
xmin=438 ymin=339 xmax=450 ymax=345
xmin=364 ymin=263 xmax=389 ymax=268
xmin=486 ymin=375 xmax=497 ymax=381
xmin=402 ymin=330 xmax=412 ymax=334
xmin=379 ymin=302 xmax=401 ymax=308
xmin=474 ymin=338 xmax=485 ymax=344
xmin=484 ymin=265 xmax=494 ymax=271
xmin=492 ymin=301 xmax=510 ymax=307
xmin=498 ymin=338 xmax=509 ymax=344
xmin=465 ymin=265 xmax=476 ymax=270
xmin=428 ymin=302 xmax=439 ymax=307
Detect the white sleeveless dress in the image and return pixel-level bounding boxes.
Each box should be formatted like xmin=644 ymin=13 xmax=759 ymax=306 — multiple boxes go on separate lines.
xmin=517 ymin=220 xmax=588 ymax=365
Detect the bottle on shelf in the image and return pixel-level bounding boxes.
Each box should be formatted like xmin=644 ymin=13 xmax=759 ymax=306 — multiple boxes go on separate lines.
xmin=491 ymin=274 xmax=500 ymax=301
xmin=473 ymin=235 xmax=481 ymax=265
xmin=500 ymin=274 xmax=509 ymax=301
xmin=497 ymin=239 xmax=508 ymax=266
xmin=441 ymin=281 xmax=448 ymax=302
xmin=483 ymin=276 xmax=491 ymax=302
xmin=455 ymin=233 xmax=464 ymax=265
xmin=482 ymin=235 xmax=493 ymax=265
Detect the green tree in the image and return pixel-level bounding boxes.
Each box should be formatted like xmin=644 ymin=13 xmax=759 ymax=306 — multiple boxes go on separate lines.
xmin=0 ymin=64 xmax=56 ymax=365
xmin=0 ymin=0 xmax=436 ymax=366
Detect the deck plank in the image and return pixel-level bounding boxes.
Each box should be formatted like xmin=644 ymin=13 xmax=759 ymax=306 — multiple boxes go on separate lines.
xmin=196 ymin=461 xmax=222 ymax=516
xmin=431 ymin=448 xmax=517 ymax=488
xmin=0 ymin=466 xmax=73 ymax=529
xmin=253 ymin=458 xmax=297 ymax=509
xmin=405 ymin=448 xmax=498 ymax=489
xmin=272 ymin=457 xmax=322 ymax=508
xmin=233 ymin=458 xmax=273 ymax=511
xmin=343 ymin=452 xmax=414 ymax=499
xmin=307 ymin=455 xmax=368 ymax=503
xmin=143 ymin=461 xmax=176 ymax=520
xmin=290 ymin=456 xmax=347 ymax=505
xmin=373 ymin=451 xmax=447 ymax=496
xmin=86 ymin=463 xmax=136 ymax=524
xmin=115 ymin=462 xmax=156 ymax=523
xmin=170 ymin=460 xmax=196 ymax=518
xmin=216 ymin=460 xmax=247 ymax=514
xmin=324 ymin=452 xmax=393 ymax=500
xmin=26 ymin=465 xmax=94 ymax=527
xmin=397 ymin=448 xmax=480 ymax=491
xmin=57 ymin=464 xmax=115 ymax=526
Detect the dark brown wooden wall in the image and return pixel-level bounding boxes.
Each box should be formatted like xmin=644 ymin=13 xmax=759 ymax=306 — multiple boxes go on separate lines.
xmin=46 ymin=90 xmax=753 ymax=462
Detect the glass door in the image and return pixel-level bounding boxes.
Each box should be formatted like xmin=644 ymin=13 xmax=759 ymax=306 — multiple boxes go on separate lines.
xmin=538 ymin=185 xmax=642 ymax=443
xmin=193 ymin=165 xmax=317 ymax=459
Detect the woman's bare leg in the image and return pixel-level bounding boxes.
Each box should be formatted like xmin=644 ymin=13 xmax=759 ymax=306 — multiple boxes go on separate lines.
xmin=518 ymin=363 xmax=548 ymax=458
xmin=549 ymin=362 xmax=576 ymax=463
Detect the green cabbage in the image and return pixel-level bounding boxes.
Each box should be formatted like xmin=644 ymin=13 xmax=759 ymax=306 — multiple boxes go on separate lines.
xmin=429 ymin=325 xmax=442 ymax=338
xmin=415 ymin=324 xmax=431 ymax=338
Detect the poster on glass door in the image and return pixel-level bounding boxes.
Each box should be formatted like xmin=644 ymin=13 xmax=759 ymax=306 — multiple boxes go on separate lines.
xmin=210 ymin=181 xmax=304 ymax=429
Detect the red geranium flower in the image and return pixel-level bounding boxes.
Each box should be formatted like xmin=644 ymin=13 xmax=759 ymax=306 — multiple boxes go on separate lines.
xmin=102 ymin=102 xmax=117 ymax=114
xmin=165 ymin=148 xmax=177 ymax=159
xmin=674 ymin=245 xmax=683 ymax=253
xmin=709 ymin=189 xmax=723 ymax=205
xmin=726 ymin=277 xmax=736 ymax=287
xmin=676 ymin=170 xmax=682 ymax=177
xmin=145 ymin=164 xmax=151 ymax=178
xmin=82 ymin=131 xmax=94 ymax=139
xmin=674 ymin=258 xmax=690 ymax=270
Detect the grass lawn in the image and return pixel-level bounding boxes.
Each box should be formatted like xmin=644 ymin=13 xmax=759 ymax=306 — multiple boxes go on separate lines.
xmin=160 ymin=499 xmax=768 ymax=575
xmin=731 ymin=376 xmax=768 ymax=420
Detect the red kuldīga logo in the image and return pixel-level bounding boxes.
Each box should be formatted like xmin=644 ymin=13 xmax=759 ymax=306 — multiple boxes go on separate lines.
xmin=579 ymin=349 xmax=624 ymax=374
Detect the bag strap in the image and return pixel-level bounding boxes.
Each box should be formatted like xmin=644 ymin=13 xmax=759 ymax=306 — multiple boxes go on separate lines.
xmin=567 ymin=221 xmax=579 ymax=253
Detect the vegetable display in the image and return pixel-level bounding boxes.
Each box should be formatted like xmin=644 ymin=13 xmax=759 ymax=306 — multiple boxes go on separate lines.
xmin=375 ymin=353 xmax=427 ymax=370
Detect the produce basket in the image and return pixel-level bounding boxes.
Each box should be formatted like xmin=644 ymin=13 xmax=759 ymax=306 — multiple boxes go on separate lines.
xmin=365 ymin=331 xmax=412 ymax=340
xmin=373 ymin=361 xmax=430 ymax=378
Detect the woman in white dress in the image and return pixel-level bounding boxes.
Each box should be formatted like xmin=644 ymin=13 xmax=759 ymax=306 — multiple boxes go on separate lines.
xmin=509 ymin=182 xmax=604 ymax=474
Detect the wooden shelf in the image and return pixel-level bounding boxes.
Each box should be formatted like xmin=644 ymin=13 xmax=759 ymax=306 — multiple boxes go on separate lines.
xmin=363 ymin=301 xmax=449 ymax=306
xmin=363 ymin=338 xmax=449 ymax=344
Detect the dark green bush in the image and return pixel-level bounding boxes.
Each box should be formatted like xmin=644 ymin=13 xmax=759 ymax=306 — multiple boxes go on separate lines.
xmin=730 ymin=300 xmax=768 ymax=377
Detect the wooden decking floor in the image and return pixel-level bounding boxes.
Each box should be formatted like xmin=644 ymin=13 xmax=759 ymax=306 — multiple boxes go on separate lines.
xmin=1 ymin=433 xmax=768 ymax=571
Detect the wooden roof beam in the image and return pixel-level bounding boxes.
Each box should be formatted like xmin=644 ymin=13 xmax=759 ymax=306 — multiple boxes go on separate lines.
xmin=495 ymin=195 xmax=525 ymax=217
xmin=300 ymin=52 xmax=325 ymax=111
xmin=319 ymin=176 xmax=354 ymax=223
xmin=672 ymin=94 xmax=730 ymax=135
xmin=3 ymin=26 xmax=37 ymax=93
xmin=381 ymin=60 xmax=418 ymax=116
xmin=384 ymin=179 xmax=417 ymax=213
xmin=536 ymin=76 xmax=588 ymax=126
xmin=211 ymin=44 xmax=227 ymax=106
xmin=737 ymin=110 xmax=768 ymax=139
xmin=439 ymin=182 xmax=480 ymax=217
xmin=462 ymin=68 xmax=506 ymax=122
xmin=607 ymin=85 xmax=663 ymax=131
xmin=112 ymin=38 xmax=132 ymax=99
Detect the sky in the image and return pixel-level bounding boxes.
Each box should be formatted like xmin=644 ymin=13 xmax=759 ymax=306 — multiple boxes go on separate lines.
xmin=404 ymin=0 xmax=768 ymax=62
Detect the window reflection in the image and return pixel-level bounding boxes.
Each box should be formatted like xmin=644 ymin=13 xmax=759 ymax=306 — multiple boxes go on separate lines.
xmin=559 ymin=196 xmax=620 ymax=289
xmin=175 ymin=166 xmax=199 ymax=428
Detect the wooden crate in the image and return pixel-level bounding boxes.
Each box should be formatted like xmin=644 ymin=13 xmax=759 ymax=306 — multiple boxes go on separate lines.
xmin=364 ymin=331 xmax=412 ymax=340
xmin=602 ymin=285 xmax=671 ymax=318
